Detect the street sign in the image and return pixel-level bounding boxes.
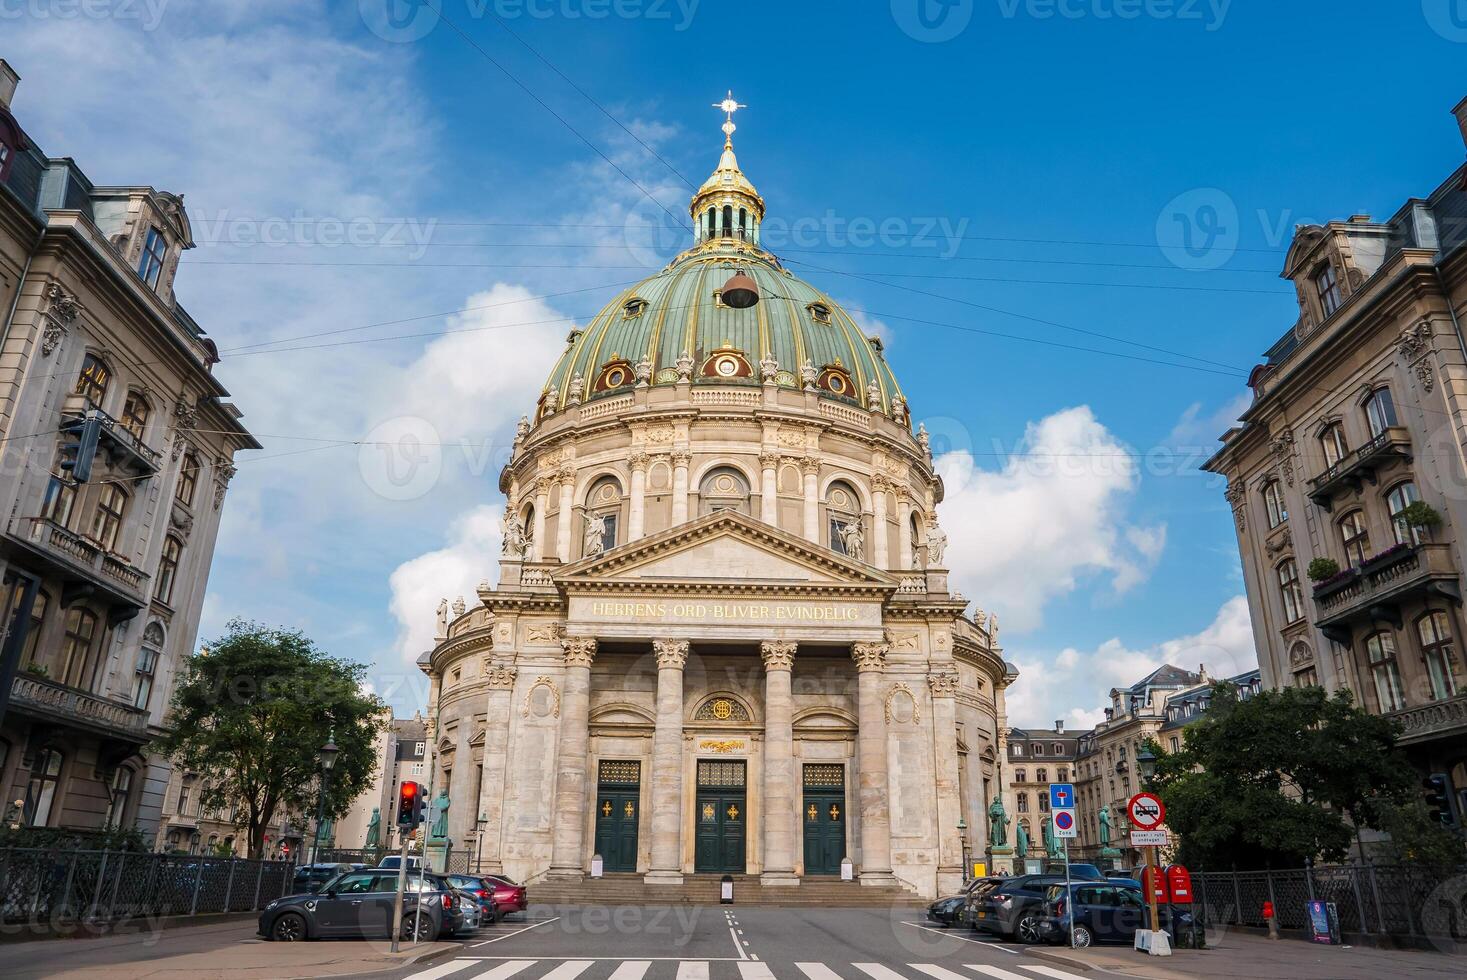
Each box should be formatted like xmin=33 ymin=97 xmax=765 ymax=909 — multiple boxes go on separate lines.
xmin=1127 ymin=792 xmax=1166 ymax=830
xmin=1053 ymin=808 xmax=1077 ymax=839
xmin=1131 ymin=829 xmax=1168 ymax=846
xmin=1048 ymin=783 xmax=1075 ymax=810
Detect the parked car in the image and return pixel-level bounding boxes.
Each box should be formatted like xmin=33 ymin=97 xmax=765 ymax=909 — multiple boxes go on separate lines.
xmin=926 ymin=895 xmax=966 ymax=927
xmin=1035 ymin=881 xmax=1193 ymax=947
xmin=377 ymin=855 xmax=427 ymax=872
xmin=446 ymin=874 xmax=502 ymax=925
xmin=292 ymin=863 xmax=354 ymax=893
xmin=477 ymin=873 xmax=528 ymax=916
xmin=1042 ymin=863 xmax=1105 ymax=881
xmin=966 ymin=874 xmax=1067 ymax=943
xmin=259 ymin=868 xmax=459 ymax=942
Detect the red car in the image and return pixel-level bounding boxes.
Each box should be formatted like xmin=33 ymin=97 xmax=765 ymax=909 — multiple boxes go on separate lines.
xmin=481 ymin=874 xmax=527 ymax=916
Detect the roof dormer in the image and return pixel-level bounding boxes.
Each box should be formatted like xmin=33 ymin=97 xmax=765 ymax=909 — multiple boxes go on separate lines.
xmin=1281 ymin=217 xmax=1390 ymax=336
xmin=94 ymin=188 xmax=196 ymax=306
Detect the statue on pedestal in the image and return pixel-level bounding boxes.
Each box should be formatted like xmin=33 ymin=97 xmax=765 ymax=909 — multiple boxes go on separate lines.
xmin=429 ymin=790 xmax=450 ymax=842
xmin=1099 ymin=804 xmax=1113 ymax=847
xmin=364 ymin=807 xmax=381 ymax=850
xmin=1015 ymin=820 xmax=1030 ymax=860
xmin=986 ymin=796 xmax=1009 ymax=847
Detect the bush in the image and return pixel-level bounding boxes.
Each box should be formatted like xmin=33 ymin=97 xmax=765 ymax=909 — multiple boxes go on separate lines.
xmin=1400 ymin=501 xmax=1442 ymax=529
xmin=1307 ymin=557 xmax=1340 ymax=582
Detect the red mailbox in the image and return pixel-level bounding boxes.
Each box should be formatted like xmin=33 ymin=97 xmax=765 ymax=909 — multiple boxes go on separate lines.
xmin=1164 ymin=864 xmax=1193 ymax=905
xmin=1141 ymin=864 xmax=1171 ymax=902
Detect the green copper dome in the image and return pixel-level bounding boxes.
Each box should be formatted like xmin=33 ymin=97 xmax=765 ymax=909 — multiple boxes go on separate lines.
xmin=539 ymin=134 xmax=906 ymax=416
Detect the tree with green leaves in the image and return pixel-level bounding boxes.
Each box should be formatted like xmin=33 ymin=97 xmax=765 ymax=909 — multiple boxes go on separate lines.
xmin=1150 ymin=683 xmax=1416 ymax=868
xmin=154 ymin=619 xmax=386 ymax=859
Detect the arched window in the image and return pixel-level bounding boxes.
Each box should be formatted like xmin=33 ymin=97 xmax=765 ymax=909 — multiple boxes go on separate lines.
xmin=1277 ymin=560 xmax=1303 ymax=624
xmin=698 ymin=466 xmax=750 ymax=516
xmin=1364 ymin=387 xmax=1397 ymax=439
xmin=1365 ymin=631 xmax=1405 ymax=713
xmin=24 ymin=748 xmax=63 ymax=825
xmin=134 ymin=622 xmax=163 ymax=710
xmin=1338 ymin=511 xmax=1370 ymax=567
xmin=176 ymin=452 xmax=200 ymax=507
xmin=1387 ymin=482 xmax=1422 ymax=546
xmin=1319 ymin=422 xmax=1348 ymax=469
xmin=107 ymin=767 xmax=133 ymax=827
xmin=121 ymin=391 xmax=150 ymax=440
xmin=722 ymin=205 xmax=733 ymax=239
xmin=90 ymin=484 xmax=128 ymax=552
xmin=585 ymin=476 xmax=622 ymax=553
xmin=826 ymin=480 xmax=862 ymax=555
xmin=156 ymin=535 xmax=182 ymax=606
xmin=1262 ymin=480 xmax=1288 ymax=529
xmin=706 ymin=206 xmax=716 ymax=239
xmin=1417 ymin=611 xmax=1459 ymax=702
xmin=521 ymin=504 xmax=536 ymax=556
xmin=75 ymin=354 xmax=111 ymax=407
xmin=138 ymin=227 xmax=168 ymax=288
xmin=910 ymin=513 xmax=924 ymax=568
xmin=60 ymin=607 xmax=98 ymax=688
xmin=738 ymin=207 xmax=748 ymax=240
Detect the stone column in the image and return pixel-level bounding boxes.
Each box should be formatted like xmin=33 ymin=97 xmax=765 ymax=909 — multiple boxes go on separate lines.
xmin=801 ymin=458 xmax=821 ymax=543
xmin=759 ymin=451 xmax=779 ymax=526
xmin=896 ymin=491 xmax=913 ymax=570
xmin=532 ymin=479 xmax=551 ymax=561
xmin=929 ymin=666 xmax=964 ymax=893
xmin=852 ymin=640 xmax=895 ymax=884
xmin=760 ymin=640 xmax=799 ymax=886
xmin=871 ymin=476 xmax=890 ymax=569
xmin=447 ymin=731 xmax=475 ymax=847
xmin=555 ymin=468 xmax=575 ymax=562
xmin=671 ymin=450 xmax=691 ymax=526
xmin=628 ymin=452 xmax=649 ymax=540
xmin=548 ymin=637 xmax=596 ymax=878
xmin=474 ymin=661 xmax=518 ymax=872
xmin=646 ymin=638 xmax=688 ymax=884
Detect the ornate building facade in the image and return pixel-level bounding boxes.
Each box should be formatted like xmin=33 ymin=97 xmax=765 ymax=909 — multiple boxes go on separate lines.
xmin=417 ymin=105 xmax=1013 ymax=898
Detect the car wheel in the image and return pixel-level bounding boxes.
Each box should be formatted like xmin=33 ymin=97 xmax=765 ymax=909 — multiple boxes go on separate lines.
xmin=401 ymin=912 xmax=438 ymax=943
xmin=270 ymin=912 xmax=307 ymax=943
xmin=1016 ymin=914 xmax=1041 ymax=944
xmin=1072 ymin=924 xmax=1094 ymax=948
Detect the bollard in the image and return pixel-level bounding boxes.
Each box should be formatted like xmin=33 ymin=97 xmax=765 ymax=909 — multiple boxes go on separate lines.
xmin=1263 ymin=900 xmax=1279 ymax=941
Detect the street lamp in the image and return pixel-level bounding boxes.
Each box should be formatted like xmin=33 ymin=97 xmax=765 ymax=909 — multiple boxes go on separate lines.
xmin=957 ymin=817 xmax=970 ymax=884
xmin=310 ymin=732 xmax=339 ymax=868
xmin=475 ymin=812 xmax=488 ymax=873
xmin=1136 ymin=746 xmax=1157 ymax=788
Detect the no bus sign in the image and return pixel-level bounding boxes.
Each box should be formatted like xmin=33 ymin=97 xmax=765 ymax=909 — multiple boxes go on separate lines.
xmin=1127 ymin=792 xmax=1165 ymax=831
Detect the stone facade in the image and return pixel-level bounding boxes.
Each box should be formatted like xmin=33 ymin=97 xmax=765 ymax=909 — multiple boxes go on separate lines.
xmin=1001 ymin=723 xmax=1078 ymax=868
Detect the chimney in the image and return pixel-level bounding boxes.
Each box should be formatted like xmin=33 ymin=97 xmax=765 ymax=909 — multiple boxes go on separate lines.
xmin=1103 ymin=708 xmax=1114 ymax=722
xmin=1455 ymin=96 xmax=1467 ymax=151
xmin=1054 ymin=719 xmax=1064 ymax=734
xmin=1199 ymin=662 xmax=1210 ymax=683
xmin=0 ymin=61 xmax=18 ymax=111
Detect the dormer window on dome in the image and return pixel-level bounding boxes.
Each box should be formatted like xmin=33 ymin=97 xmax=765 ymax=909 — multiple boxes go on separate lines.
xmin=623 ymin=298 xmax=648 ymax=319
xmin=816 ymin=360 xmax=857 ymax=399
xmin=807 ymin=302 xmax=832 ymax=325
xmin=594 ymin=354 xmax=636 ymax=393
xmin=701 ymin=344 xmax=753 ymax=380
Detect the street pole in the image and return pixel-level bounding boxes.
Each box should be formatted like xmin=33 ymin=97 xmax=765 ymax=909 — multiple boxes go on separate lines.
xmin=1145 ymin=844 xmax=1160 ymax=950
xmin=390 ymin=832 xmax=409 ymax=953
xmin=1063 ymin=830 xmax=1074 ymax=949
xmin=310 ymin=764 xmax=331 ymax=869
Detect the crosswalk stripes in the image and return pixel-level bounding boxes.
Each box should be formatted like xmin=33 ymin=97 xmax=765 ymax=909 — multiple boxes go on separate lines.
xmin=677 ymin=963 xmax=710 ymax=980
xmin=794 ymin=965 xmax=843 ymax=980
xmin=737 ymin=964 xmax=777 ymax=980
xmin=961 ymin=966 xmax=1035 ymax=980
xmin=853 ymin=964 xmax=909 ymax=980
xmin=540 ymin=963 xmax=595 ymax=980
xmin=402 ymin=961 xmax=1089 ymax=980
xmin=606 ymin=962 xmax=652 ymax=980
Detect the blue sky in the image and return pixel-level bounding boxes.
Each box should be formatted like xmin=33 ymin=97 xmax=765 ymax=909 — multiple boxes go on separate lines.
xmin=7 ymin=1 xmax=1466 ymax=726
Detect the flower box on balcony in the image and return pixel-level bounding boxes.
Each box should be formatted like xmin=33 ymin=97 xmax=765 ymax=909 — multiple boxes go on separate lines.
xmin=1312 ymin=567 xmax=1360 ymax=599
xmin=1360 ymin=543 xmax=1415 ymax=576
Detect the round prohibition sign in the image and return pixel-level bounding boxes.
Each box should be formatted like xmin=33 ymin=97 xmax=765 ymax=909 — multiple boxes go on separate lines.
xmin=1054 ymin=811 xmax=1075 ymax=832
xmin=1127 ymin=792 xmax=1165 ymax=830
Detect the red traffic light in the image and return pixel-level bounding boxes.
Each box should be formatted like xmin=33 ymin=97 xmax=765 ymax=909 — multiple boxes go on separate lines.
xmin=397 ymin=781 xmax=424 ymax=827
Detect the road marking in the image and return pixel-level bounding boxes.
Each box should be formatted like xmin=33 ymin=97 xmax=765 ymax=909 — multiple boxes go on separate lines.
xmin=854 ymin=964 xmax=910 ymax=980
xmin=962 ymin=966 xmax=1038 ymax=980
xmin=898 ymin=922 xmax=1020 ymax=954
xmin=1002 ymin=967 xmax=1089 ymax=980
xmin=398 ymin=960 xmax=478 ymax=980
xmin=607 ymin=962 xmax=652 ymax=980
xmin=677 ymin=963 xmax=711 ymax=980
xmin=737 ymin=963 xmax=777 ymax=980
xmin=729 ymin=924 xmax=748 ymax=959
xmin=909 ymin=966 xmax=972 ymax=980
xmin=472 ymin=917 xmax=561 ymax=947
xmin=460 ymin=962 xmax=537 ymax=980
xmin=797 ymin=964 xmax=845 ymax=980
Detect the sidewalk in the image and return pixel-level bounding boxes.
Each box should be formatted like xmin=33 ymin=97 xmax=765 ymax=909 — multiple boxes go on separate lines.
xmin=1025 ymin=930 xmax=1467 ymax=980
xmin=2 ymin=920 xmax=461 ymax=980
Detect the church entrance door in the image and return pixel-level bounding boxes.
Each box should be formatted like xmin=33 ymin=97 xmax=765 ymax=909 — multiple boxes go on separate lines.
xmin=592 ymin=761 xmax=640 ymax=873
xmin=801 ymin=763 xmax=846 ymax=875
xmin=694 ymin=760 xmax=746 ymax=874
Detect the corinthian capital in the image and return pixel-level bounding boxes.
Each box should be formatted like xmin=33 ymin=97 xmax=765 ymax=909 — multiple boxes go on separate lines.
xmin=851 ymin=641 xmax=889 ymax=672
xmin=760 ymin=640 xmax=797 ymax=671
xmin=759 ymin=450 xmax=781 ymax=470
xmin=652 ymin=639 xmax=690 ymax=670
xmin=629 ymin=451 xmax=651 ymax=473
xmin=928 ymin=666 xmax=960 ymax=698
xmin=485 ymin=661 xmax=519 ymax=689
xmin=561 ymin=637 xmax=598 ymax=668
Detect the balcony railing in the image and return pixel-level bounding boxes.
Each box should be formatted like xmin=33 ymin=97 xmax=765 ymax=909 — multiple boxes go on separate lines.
xmin=60 ymin=394 xmax=162 ymax=475
xmin=10 ymin=517 xmax=151 ymax=603
xmin=1313 ymin=543 xmax=1461 ymax=638
xmin=1385 ymin=692 xmax=1467 ymax=745
xmin=9 ymin=672 xmax=149 ymax=740
xmin=1307 ymin=426 xmax=1412 ymax=510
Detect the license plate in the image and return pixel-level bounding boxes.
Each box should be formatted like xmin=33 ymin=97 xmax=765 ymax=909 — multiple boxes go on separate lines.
xmin=977 ymin=911 xmax=986 ymax=918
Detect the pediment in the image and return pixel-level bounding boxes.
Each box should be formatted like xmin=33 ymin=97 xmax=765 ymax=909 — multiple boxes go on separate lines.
xmin=557 ymin=511 xmax=897 ymax=593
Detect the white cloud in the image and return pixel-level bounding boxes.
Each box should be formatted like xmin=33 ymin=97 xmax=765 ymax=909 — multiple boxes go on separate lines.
xmin=1004 ymin=596 xmax=1258 ymax=729
xmin=1167 ymin=391 xmax=1252 ymax=449
xmin=933 ymin=406 xmax=1165 ymax=632
xmin=387 ymin=506 xmax=504 ymax=670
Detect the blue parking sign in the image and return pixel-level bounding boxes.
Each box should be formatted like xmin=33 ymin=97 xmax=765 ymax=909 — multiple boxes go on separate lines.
xmin=1049 ymin=783 xmax=1075 ymax=809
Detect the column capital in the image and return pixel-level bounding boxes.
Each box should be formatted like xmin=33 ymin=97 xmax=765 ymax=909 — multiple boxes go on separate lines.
xmin=558 ymin=465 xmax=576 ymax=485
xmin=671 ymin=449 xmax=692 ymax=466
xmin=561 ymin=637 xmax=597 ymax=668
xmin=485 ymin=660 xmax=519 ymax=689
xmin=535 ymin=477 xmax=556 ymax=497
xmin=759 ymin=450 xmax=781 ymax=469
xmin=928 ymin=666 xmax=960 ymax=697
xmin=760 ymin=640 xmax=796 ymax=671
xmin=801 ymin=457 xmax=821 ymax=476
xmin=652 ymin=638 xmax=690 ymax=670
xmin=871 ymin=473 xmax=892 ymax=494
xmin=851 ymin=641 xmax=889 ymax=671
xmin=630 ymin=451 xmax=651 ymax=472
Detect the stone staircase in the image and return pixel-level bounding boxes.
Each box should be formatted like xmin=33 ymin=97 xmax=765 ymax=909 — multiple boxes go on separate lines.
xmin=525 ymin=873 xmax=927 ymax=908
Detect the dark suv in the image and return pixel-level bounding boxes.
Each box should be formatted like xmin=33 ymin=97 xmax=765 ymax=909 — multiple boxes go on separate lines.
xmin=965 ymin=874 xmax=1067 ymax=942
xmin=1036 ymin=881 xmax=1192 ymax=947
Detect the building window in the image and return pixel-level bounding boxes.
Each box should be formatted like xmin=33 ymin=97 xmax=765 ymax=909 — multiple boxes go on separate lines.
xmin=1034 ymin=744 xmax=1045 ymax=757
xmin=699 ymin=466 xmax=751 ymax=516
xmin=1038 ymin=794 xmax=1050 ymax=813
xmin=1169 ymin=736 xmax=1180 ymax=752
xmin=75 ymin=354 xmax=111 ymax=407
xmin=60 ymin=607 xmax=98 ymax=688
xmin=156 ymin=535 xmax=182 ymax=606
xmin=1036 ymin=768 xmax=1047 ymax=783
xmin=1319 ymin=422 xmax=1348 ymax=469
xmin=1364 ymin=388 xmax=1397 ymax=439
xmin=138 ymin=227 xmax=168 ymax=288
xmin=1011 ymin=743 xmax=1023 ymax=757
xmin=121 ymin=391 xmax=150 ymax=440
xmin=1017 ymin=793 xmax=1029 ymax=813
xmin=13 ymin=588 xmax=46 ymax=667
xmin=808 ymin=302 xmax=833 ymax=325
xmin=1315 ymin=264 xmax=1342 ymax=317
xmin=90 ymin=484 xmax=128 ymax=552
xmin=1277 ymin=560 xmax=1303 ymax=623
xmin=0 ymin=141 xmax=9 ymax=171
xmin=1014 ymin=768 xmax=1026 ymax=782
xmin=41 ymin=471 xmax=77 ymax=527
xmin=176 ymin=452 xmax=199 ymax=507
xmin=1417 ymin=611 xmax=1459 ymax=702
xmin=134 ymin=643 xmax=158 ymax=710
xmin=1365 ymin=631 xmax=1405 ymax=713
xmin=1387 ymin=482 xmax=1422 ymax=546
xmin=1057 ymin=768 xmax=1067 ymax=781
xmin=107 ymin=767 xmax=133 ymax=827
xmin=1263 ymin=481 xmax=1288 ymax=529
xmin=24 ymin=748 xmax=63 ymax=826
xmin=177 ymin=776 xmax=194 ymax=816
xmin=1339 ymin=511 xmax=1370 ymax=568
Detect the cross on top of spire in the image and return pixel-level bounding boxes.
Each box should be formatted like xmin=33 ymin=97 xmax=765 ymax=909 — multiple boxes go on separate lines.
xmin=713 ymin=89 xmax=746 ymax=145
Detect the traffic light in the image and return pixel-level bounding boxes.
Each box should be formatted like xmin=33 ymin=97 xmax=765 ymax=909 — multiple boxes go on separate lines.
xmin=397 ymin=781 xmax=424 ymax=829
xmin=57 ymin=414 xmax=102 ymax=484
xmin=1423 ymin=774 xmax=1454 ymax=826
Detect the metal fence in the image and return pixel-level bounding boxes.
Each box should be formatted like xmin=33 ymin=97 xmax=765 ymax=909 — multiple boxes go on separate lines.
xmin=1192 ymin=864 xmax=1467 ymax=943
xmin=0 ymin=848 xmax=297 ymax=924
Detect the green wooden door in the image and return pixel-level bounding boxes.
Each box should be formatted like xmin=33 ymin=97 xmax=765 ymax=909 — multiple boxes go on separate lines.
xmin=694 ymin=759 xmax=747 ymax=874
xmin=802 ymin=764 xmax=846 ymax=875
xmin=593 ymin=761 xmax=641 ymax=873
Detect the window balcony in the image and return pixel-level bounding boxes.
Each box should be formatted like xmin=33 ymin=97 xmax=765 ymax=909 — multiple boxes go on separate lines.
xmin=1386 ymin=692 xmax=1467 ymax=746
xmin=1307 ymin=426 xmax=1412 ymax=511
xmin=60 ymin=393 xmax=162 ymax=477
xmin=9 ymin=671 xmax=149 ymax=742
xmin=6 ymin=516 xmax=151 ymax=610
xmin=1312 ymin=542 xmax=1461 ymax=643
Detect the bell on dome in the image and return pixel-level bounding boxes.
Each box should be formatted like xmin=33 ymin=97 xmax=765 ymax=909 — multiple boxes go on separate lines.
xmin=721 ymin=272 xmax=759 ymax=309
